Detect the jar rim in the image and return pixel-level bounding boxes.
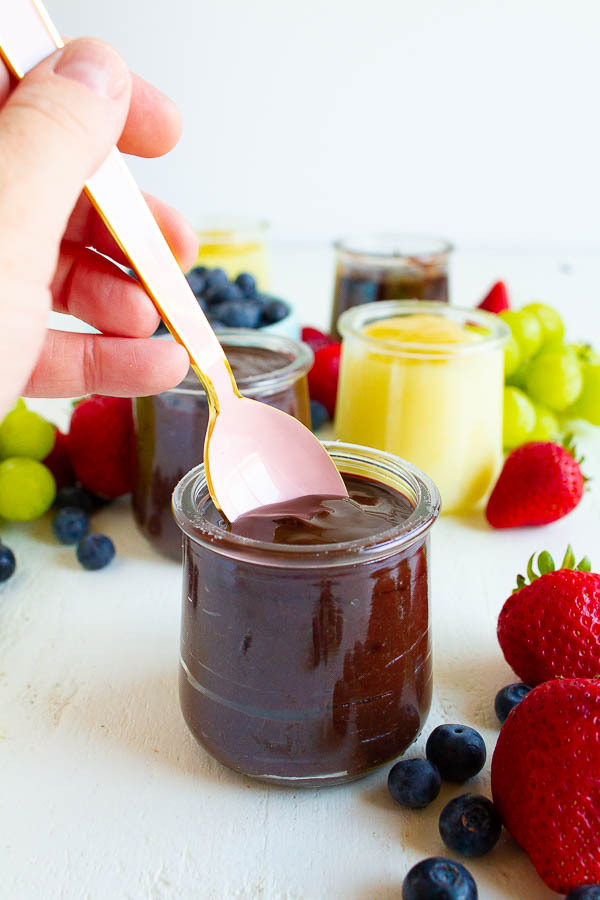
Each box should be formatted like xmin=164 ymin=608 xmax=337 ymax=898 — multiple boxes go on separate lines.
xmin=337 ymin=300 xmax=509 ymax=359
xmin=164 ymin=329 xmax=313 ymax=397
xmin=333 ymin=233 xmax=453 ymax=260
xmin=172 ymin=442 xmax=441 ymax=568
xmin=195 ymin=216 xmax=269 ymax=243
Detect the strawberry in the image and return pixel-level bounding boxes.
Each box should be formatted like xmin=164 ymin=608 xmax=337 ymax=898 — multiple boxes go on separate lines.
xmin=301 ymin=326 xmax=334 ymax=354
xmin=68 ymin=396 xmax=135 ymax=498
xmin=486 ymin=439 xmax=584 ymax=528
xmin=491 ymin=677 xmax=600 ymax=893
xmin=307 ymin=343 xmax=341 ymax=418
xmin=43 ymin=429 xmax=75 ymax=488
xmin=498 ymin=547 xmax=599 ymax=685
xmin=478 ymin=280 xmax=510 ymax=314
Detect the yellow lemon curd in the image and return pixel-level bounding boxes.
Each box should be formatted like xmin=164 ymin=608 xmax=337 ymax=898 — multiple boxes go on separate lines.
xmin=335 ymin=313 xmax=504 ymax=513
xmin=196 ymin=230 xmax=270 ymax=290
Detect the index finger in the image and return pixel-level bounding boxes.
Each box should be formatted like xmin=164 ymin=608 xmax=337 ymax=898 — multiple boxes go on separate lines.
xmin=0 ymin=54 xmax=182 ymax=158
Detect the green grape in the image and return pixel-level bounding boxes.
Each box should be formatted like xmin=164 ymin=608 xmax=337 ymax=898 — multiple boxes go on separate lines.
xmin=503 ymin=386 xmax=537 ymax=449
xmin=0 ymin=458 xmax=56 ymax=521
xmin=530 ymin=401 xmax=560 ymax=442
xmin=0 ymin=399 xmax=56 ymax=461
xmin=564 ymin=361 xmax=600 ymax=425
xmin=521 ymin=302 xmax=565 ymax=347
xmin=504 ymin=334 xmax=521 ymax=378
xmin=505 ymin=358 xmax=531 ymax=391
xmin=499 ymin=310 xmax=542 ymax=361
xmin=525 ymin=346 xmax=583 ymax=411
xmin=569 ymin=342 xmax=600 ymax=365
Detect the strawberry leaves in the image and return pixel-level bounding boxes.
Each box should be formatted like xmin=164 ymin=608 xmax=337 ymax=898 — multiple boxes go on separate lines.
xmin=514 ymin=545 xmax=592 ymax=592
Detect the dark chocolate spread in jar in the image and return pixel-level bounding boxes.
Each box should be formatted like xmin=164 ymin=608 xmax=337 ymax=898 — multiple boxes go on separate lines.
xmin=331 ymin=235 xmax=452 ymax=339
xmin=132 ymin=331 xmax=312 ymax=560
xmin=173 ymin=444 xmax=440 ymax=786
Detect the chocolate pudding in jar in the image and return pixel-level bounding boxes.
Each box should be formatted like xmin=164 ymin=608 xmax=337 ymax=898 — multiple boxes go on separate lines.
xmin=173 ymin=443 xmax=440 ymax=786
xmin=132 ymin=331 xmax=312 ymax=560
xmin=331 ymin=234 xmax=452 ymax=339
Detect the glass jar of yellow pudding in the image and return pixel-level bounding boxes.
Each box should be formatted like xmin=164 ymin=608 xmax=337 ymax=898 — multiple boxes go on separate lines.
xmin=196 ymin=216 xmax=270 ymax=290
xmin=335 ymin=301 xmax=509 ymax=513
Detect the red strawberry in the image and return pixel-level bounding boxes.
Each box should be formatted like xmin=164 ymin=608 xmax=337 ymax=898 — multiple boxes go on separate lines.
xmin=478 ymin=280 xmax=510 ymax=314
xmin=307 ymin=343 xmax=341 ymax=418
xmin=43 ymin=429 xmax=75 ymax=488
xmin=301 ymin=326 xmax=334 ymax=354
xmin=491 ymin=677 xmax=600 ymax=893
xmin=498 ymin=547 xmax=599 ymax=685
xmin=68 ymin=396 xmax=135 ymax=498
xmin=486 ymin=440 xmax=584 ymax=528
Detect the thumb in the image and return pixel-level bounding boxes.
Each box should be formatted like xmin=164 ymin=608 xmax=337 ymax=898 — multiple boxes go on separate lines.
xmin=0 ymin=38 xmax=131 ymax=280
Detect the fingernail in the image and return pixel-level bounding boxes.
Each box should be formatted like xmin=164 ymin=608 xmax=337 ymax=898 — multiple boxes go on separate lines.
xmin=54 ymin=39 xmax=129 ymax=100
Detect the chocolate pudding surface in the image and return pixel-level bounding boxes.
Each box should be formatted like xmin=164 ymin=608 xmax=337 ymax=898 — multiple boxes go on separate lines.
xmin=179 ymin=474 xmax=432 ymax=785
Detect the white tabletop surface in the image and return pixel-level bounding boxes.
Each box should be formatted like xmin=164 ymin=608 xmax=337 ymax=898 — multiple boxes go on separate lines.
xmin=2 ymin=244 xmax=599 ymax=900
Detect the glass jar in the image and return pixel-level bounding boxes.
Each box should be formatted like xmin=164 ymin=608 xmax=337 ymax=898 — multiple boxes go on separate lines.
xmin=132 ymin=331 xmax=312 ymax=560
xmin=195 ymin=216 xmax=270 ymax=290
xmin=331 ymin=234 xmax=452 ymax=338
xmin=335 ymin=301 xmax=509 ymax=513
xmin=173 ymin=442 xmax=440 ymax=787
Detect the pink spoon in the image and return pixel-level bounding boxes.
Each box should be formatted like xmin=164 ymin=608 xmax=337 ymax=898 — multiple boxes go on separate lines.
xmin=0 ymin=0 xmax=347 ymax=522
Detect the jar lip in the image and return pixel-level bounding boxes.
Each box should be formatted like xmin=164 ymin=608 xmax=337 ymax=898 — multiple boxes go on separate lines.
xmin=334 ymin=233 xmax=453 ymax=260
xmin=172 ymin=442 xmax=441 ymax=568
xmin=164 ymin=329 xmax=313 ymax=397
xmin=337 ymin=301 xmax=509 ymax=359
xmin=195 ymin=216 xmax=269 ymax=243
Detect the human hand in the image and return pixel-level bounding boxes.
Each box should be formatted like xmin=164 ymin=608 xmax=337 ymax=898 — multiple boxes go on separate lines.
xmin=0 ymin=37 xmax=197 ymax=417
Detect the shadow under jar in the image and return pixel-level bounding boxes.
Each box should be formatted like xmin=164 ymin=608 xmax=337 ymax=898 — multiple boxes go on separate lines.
xmin=132 ymin=331 xmax=312 ymax=560
xmin=331 ymin=234 xmax=452 ymax=338
xmin=173 ymin=443 xmax=440 ymax=787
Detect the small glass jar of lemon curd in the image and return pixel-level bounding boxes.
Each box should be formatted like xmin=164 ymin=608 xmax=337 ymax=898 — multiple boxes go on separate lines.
xmin=335 ymin=301 xmax=509 ymax=513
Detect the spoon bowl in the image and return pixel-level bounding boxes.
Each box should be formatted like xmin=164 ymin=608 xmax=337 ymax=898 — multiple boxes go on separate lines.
xmin=207 ymin=396 xmax=347 ymax=522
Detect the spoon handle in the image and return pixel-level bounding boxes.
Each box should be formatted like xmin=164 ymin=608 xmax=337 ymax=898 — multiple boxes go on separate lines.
xmin=0 ymin=0 xmax=239 ymax=409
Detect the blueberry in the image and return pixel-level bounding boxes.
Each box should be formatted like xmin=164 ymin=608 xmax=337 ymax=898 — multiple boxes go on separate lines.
xmin=388 ymin=758 xmax=441 ymax=809
xmin=494 ymin=683 xmax=532 ymax=724
xmin=567 ymin=887 xmax=600 ymax=899
xmin=260 ymin=298 xmax=289 ymax=325
xmin=212 ymin=300 xmax=262 ymax=329
xmin=439 ymin=794 xmax=502 ymax=857
xmin=310 ymin=400 xmax=329 ymax=431
xmin=402 ymin=857 xmax=477 ymax=900
xmin=55 ymin=485 xmax=97 ymax=514
xmin=219 ymin=283 xmax=245 ymax=304
xmin=204 ymin=268 xmax=228 ymax=292
xmin=205 ymin=283 xmax=243 ymax=307
xmin=186 ymin=265 xmax=208 ymax=296
xmin=76 ymin=534 xmax=115 ymax=570
xmin=235 ymin=272 xmax=257 ymax=298
xmin=0 ymin=544 xmax=16 ymax=582
xmin=52 ymin=507 xmax=90 ymax=545
xmin=426 ymin=724 xmax=486 ymax=782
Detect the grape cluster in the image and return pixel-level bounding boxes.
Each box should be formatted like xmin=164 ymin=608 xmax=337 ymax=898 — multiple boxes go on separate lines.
xmin=500 ymin=303 xmax=600 ymax=449
xmin=0 ymin=400 xmax=117 ymax=581
xmin=0 ymin=400 xmax=57 ymax=522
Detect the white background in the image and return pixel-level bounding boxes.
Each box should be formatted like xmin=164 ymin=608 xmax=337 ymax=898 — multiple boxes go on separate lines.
xmin=47 ymin=0 xmax=600 ymax=247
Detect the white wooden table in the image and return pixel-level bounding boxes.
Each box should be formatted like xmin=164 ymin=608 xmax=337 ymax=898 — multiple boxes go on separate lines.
xmin=2 ymin=244 xmax=599 ymax=899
